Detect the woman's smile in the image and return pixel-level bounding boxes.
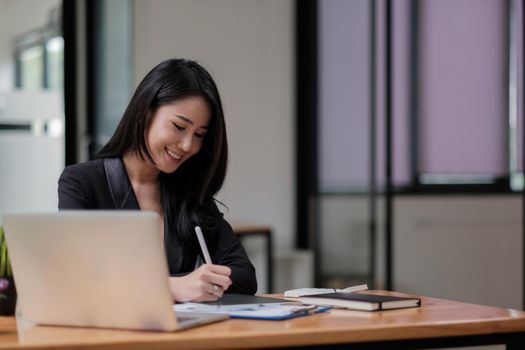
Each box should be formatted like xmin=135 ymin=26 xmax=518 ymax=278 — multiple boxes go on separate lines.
xmin=166 ymin=147 xmax=183 ymax=163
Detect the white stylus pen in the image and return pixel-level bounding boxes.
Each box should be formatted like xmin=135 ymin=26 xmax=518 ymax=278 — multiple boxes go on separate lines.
xmin=195 ymin=226 xmax=213 ymax=264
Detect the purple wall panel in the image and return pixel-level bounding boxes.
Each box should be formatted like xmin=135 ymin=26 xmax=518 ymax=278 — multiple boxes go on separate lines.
xmin=375 ymin=0 xmax=386 ymax=187
xmin=375 ymin=0 xmax=412 ymax=188
xmin=517 ymin=0 xmax=523 ymax=171
xmin=319 ymin=0 xmax=370 ymax=190
xmin=318 ymin=0 xmax=514 ymax=190
xmin=419 ymin=0 xmax=507 ymax=176
xmin=392 ymin=0 xmax=411 ymax=185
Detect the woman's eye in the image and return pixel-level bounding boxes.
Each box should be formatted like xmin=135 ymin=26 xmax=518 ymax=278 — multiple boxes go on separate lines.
xmin=173 ymin=123 xmax=185 ymax=131
xmin=195 ymin=133 xmax=205 ymax=138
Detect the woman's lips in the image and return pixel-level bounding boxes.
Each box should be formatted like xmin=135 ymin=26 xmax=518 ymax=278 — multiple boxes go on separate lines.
xmin=166 ymin=147 xmax=183 ymax=162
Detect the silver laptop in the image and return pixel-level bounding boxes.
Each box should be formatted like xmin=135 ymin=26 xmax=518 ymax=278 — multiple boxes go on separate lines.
xmin=2 ymin=211 xmax=228 ymax=331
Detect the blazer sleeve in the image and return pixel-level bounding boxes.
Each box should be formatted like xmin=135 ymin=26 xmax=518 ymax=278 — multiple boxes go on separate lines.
xmin=208 ymin=219 xmax=258 ymax=295
xmin=58 ymin=165 xmax=91 ymax=209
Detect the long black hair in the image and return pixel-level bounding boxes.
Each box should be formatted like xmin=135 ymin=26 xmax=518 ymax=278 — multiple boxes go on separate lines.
xmin=98 ymin=59 xmax=228 ymax=251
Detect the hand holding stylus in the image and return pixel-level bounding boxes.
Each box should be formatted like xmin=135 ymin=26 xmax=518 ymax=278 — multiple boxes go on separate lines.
xmin=167 ymin=226 xmax=232 ymax=302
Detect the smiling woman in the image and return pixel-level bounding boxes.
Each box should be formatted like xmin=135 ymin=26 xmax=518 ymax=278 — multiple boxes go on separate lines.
xmin=144 ymin=96 xmax=210 ymax=175
xmin=57 ymin=59 xmax=257 ymax=302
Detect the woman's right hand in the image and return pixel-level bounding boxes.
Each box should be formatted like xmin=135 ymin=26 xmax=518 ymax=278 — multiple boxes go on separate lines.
xmin=168 ymin=264 xmax=232 ymax=302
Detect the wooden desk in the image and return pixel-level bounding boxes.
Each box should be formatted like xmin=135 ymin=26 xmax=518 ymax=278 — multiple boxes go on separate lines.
xmin=233 ymin=225 xmax=273 ymax=293
xmin=0 ymin=291 xmax=524 ymax=349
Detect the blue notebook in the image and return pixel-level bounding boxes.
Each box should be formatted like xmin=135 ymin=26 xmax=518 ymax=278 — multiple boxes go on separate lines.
xmin=226 ymin=304 xmax=330 ymax=320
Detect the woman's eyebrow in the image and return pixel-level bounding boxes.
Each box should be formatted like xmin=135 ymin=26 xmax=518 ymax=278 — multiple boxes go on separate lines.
xmin=174 ymin=114 xmax=193 ymax=124
xmin=174 ymin=115 xmax=209 ymax=129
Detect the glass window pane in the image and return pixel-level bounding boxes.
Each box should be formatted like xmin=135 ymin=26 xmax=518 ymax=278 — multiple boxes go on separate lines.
xmin=317 ymin=0 xmax=374 ymax=289
xmin=511 ymin=0 xmax=523 ymax=190
xmin=92 ymin=0 xmax=133 ymax=153
xmin=318 ymin=0 xmax=371 ymax=192
xmin=46 ymin=36 xmax=64 ymax=90
xmin=319 ymin=195 xmax=371 ymax=287
xmin=319 ymin=0 xmax=413 ymax=191
xmin=418 ymin=0 xmax=507 ymax=180
xmin=375 ymin=0 xmax=412 ymax=188
xmin=20 ymin=46 xmax=44 ymax=90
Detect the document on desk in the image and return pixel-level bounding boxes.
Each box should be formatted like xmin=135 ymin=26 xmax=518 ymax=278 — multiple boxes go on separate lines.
xmin=284 ymin=283 xmax=368 ymax=297
xmin=174 ymin=294 xmax=330 ymax=320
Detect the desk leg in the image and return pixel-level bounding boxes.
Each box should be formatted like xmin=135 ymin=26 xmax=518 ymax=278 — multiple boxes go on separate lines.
xmin=508 ymin=340 xmax=525 ymax=349
xmin=238 ymin=231 xmax=273 ymax=293
xmin=266 ymin=231 xmax=273 ymax=293
xmin=507 ymin=333 xmax=525 ymax=350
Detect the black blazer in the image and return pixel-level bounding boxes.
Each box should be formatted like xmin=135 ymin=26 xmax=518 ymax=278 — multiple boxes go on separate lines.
xmin=58 ymin=158 xmax=257 ymax=295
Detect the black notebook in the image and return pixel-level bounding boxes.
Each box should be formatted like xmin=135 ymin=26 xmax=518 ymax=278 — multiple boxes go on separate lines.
xmin=298 ymin=293 xmax=421 ymax=311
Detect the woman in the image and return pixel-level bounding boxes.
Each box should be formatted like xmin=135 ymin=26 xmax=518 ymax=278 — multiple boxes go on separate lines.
xmin=58 ymin=58 xmax=257 ymax=302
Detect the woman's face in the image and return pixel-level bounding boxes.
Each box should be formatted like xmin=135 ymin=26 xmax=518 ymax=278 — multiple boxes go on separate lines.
xmin=146 ymin=96 xmax=211 ymax=174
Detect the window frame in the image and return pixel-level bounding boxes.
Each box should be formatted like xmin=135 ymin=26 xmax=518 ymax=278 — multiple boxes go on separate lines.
xmin=13 ymin=7 xmax=62 ymax=90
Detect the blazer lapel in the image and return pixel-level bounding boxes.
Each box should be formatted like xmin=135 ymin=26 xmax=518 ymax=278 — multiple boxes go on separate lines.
xmin=104 ymin=158 xmax=140 ymax=210
xmin=103 ymin=157 xmax=187 ymax=273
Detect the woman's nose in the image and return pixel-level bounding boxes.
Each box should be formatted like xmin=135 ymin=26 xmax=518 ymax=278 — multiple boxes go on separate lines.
xmin=178 ymin=135 xmax=193 ymax=153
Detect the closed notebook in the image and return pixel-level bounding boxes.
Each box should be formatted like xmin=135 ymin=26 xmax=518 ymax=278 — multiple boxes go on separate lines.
xmin=297 ymin=293 xmax=421 ymax=311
